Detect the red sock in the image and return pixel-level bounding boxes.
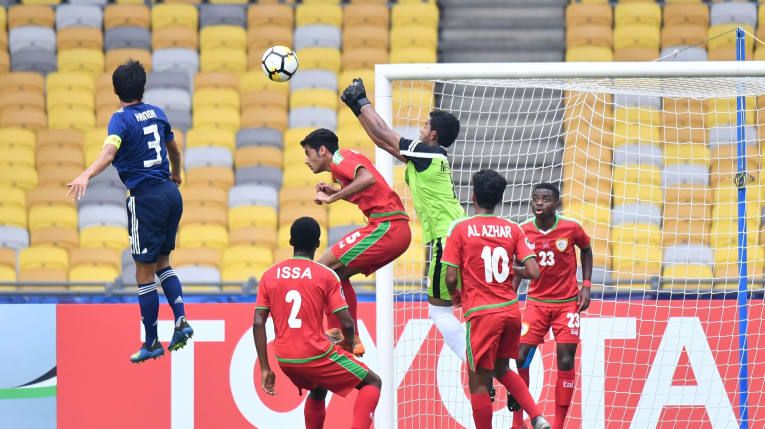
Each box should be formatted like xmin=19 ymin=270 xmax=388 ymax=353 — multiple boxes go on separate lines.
xmin=304 ymin=397 xmax=326 ymax=429
xmin=554 ymin=369 xmax=575 ymax=429
xmin=470 ymin=392 xmax=493 ymax=429
xmin=498 ymin=371 xmax=541 ymax=421
xmin=512 ymin=367 xmax=531 ymax=427
xmin=341 ymin=278 xmax=359 ymax=333
xmin=351 ymin=384 xmax=380 ymax=429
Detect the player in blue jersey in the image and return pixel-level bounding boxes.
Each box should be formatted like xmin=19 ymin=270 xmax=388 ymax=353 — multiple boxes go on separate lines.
xmin=68 ymin=60 xmax=193 ymax=363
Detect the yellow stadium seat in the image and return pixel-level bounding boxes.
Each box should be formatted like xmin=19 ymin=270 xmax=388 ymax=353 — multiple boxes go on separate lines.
xmin=210 ymin=0 xmax=247 ymax=4
xmin=0 ymin=206 xmax=27 ymax=228
xmin=341 ymin=47 xmax=388 ymax=71
xmin=228 ymin=205 xmax=278 ymax=230
xmin=277 ymin=224 xmax=328 ymax=249
xmin=221 ymin=264 xmax=269 ymax=283
xmin=0 ymin=248 xmax=16 ymax=284
xmin=283 ymin=167 xmax=331 ymax=188
xmin=240 ymin=71 xmax=290 ymax=93
xmin=0 ymin=7 xmax=5 ymax=30
xmin=290 ymin=88 xmax=338 ymax=110
xmin=106 ymin=49 xmax=152 ymax=73
xmin=614 ymin=24 xmax=660 ymax=51
xmin=343 ymin=25 xmax=388 ymax=51
xmin=610 ymin=223 xmax=661 ymax=247
xmin=392 ymin=3 xmax=439 ymax=29
xmin=180 ymin=206 xmax=228 ymax=229
xmin=566 ymin=3 xmax=612 ymax=28
xmin=279 ymin=203 xmax=327 ymax=227
xmin=614 ymin=2 xmax=661 ymax=27
xmin=664 ymin=3 xmax=708 ymax=27
xmin=391 ymin=47 xmax=437 ymax=64
xmin=152 ymin=4 xmax=198 ymax=30
xmin=614 ymin=106 xmax=661 ymax=126
xmin=79 ymin=226 xmax=127 ymax=251
xmin=186 ymin=166 xmax=234 ymax=189
xmin=0 ymin=145 xmax=34 ymax=168
xmin=297 ymin=47 xmax=341 ymax=73
xmin=186 ymin=127 xmax=236 ymax=152
xmin=104 ymin=4 xmax=151 ymax=29
xmin=240 ymin=107 xmax=288 ymax=131
xmin=706 ymin=97 xmax=756 ymax=127
xmin=223 ymin=245 xmax=273 ymax=269
xmin=391 ymin=26 xmax=438 ymax=51
xmin=0 ymin=52 xmax=7 ymax=73
xmin=610 ymin=243 xmax=662 ymax=282
xmin=47 ymin=89 xmax=94 ymax=114
xmin=229 ymin=226 xmax=278 ymax=249
xmin=57 ymin=27 xmax=103 ymax=51
xmin=18 ymin=245 xmax=68 ymax=284
xmin=30 ymin=227 xmax=78 ymax=250
xmin=296 ymin=4 xmax=342 ymax=27
xmin=662 ymin=219 xmax=710 ymax=246
xmin=345 ymin=4 xmax=388 ymax=28
xmin=247 ymin=26 xmax=293 ymax=62
xmin=182 ymin=185 xmax=227 ymax=212
xmin=241 ymin=88 xmax=288 ymax=111
xmin=707 ymin=24 xmax=755 ymax=57
xmin=194 ymin=72 xmax=239 ymax=92
xmin=714 ymin=246 xmax=764 ymax=281
xmin=8 ymin=5 xmax=54 ymax=29
xmin=235 ymin=146 xmax=283 ymax=170
xmin=152 ymin=27 xmax=198 ymax=50
xmin=58 ymin=49 xmax=104 ymax=77
xmin=663 ymin=143 xmax=710 ymax=167
xmin=711 ymin=221 xmax=759 ymax=249
xmin=180 ymin=224 xmax=229 ymax=249
xmin=200 ymin=25 xmax=247 ymax=51
xmin=612 ymin=164 xmax=661 ymax=186
xmin=28 ymin=205 xmax=77 ymax=231
xmin=0 ymin=107 xmax=47 ymax=130
xmin=663 ymin=264 xmax=713 ymax=283
xmin=329 ymin=201 xmax=365 ymax=227
xmin=200 ymin=48 xmax=247 ymax=74
xmin=0 ymin=167 xmax=37 ymax=192
xmin=193 ymin=106 xmax=240 ymax=132
xmin=172 ymin=248 xmax=222 ymax=269
xmin=193 ymin=88 xmax=240 ymax=112
xmin=46 ymin=72 xmax=95 ymax=94
xmin=48 ymin=107 xmax=95 ymax=131
xmin=26 ymin=187 xmax=72 ymax=210
xmin=249 ymin=4 xmax=294 ymax=28
xmin=566 ymin=46 xmax=613 ymax=62
xmin=566 ymin=24 xmax=613 ymax=49
xmin=563 ymin=201 xmax=610 ymax=226
xmin=68 ymin=247 xmax=120 ymax=285
xmin=0 ymin=187 xmax=26 ymax=210
xmin=0 ymin=127 xmax=36 ymax=149
xmin=613 ymin=123 xmax=661 ymax=147
xmin=661 ymin=24 xmax=707 ymax=48
xmin=0 ymin=89 xmax=44 ymax=114
xmin=279 ymin=186 xmax=315 ymax=208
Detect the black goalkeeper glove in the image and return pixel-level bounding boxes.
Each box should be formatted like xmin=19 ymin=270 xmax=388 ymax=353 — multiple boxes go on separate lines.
xmin=341 ymin=78 xmax=371 ymax=116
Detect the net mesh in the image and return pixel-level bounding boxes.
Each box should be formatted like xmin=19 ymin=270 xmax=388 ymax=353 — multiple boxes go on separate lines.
xmin=387 ymin=76 xmax=765 ymax=428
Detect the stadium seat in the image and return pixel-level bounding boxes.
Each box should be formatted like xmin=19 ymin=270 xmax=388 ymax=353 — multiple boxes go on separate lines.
xmin=80 ymin=225 xmax=127 ymax=251
xmin=79 ymin=205 xmax=127 ymax=230
xmin=710 ymin=2 xmax=756 ymax=28
xmin=566 ymin=25 xmax=612 ymax=49
xmin=664 ymin=3 xmax=708 ymax=27
xmin=297 ymin=47 xmax=341 ymax=73
xmin=296 ymin=4 xmax=341 ymax=28
xmin=8 ymin=5 xmax=55 ymax=29
xmin=247 ymin=25 xmax=293 ymax=61
xmin=663 ymin=264 xmax=713 ymax=283
xmin=18 ymin=245 xmax=68 ymax=284
xmin=611 ymin=203 xmax=662 ymax=227
xmin=289 ymin=107 xmax=336 ymax=130
xmin=391 ymin=47 xmax=438 ymax=64
xmin=277 ymin=224 xmax=328 ymax=249
xmin=0 ymin=187 xmax=26 ymax=212
xmin=614 ymin=25 xmax=660 ymax=51
xmin=104 ymin=4 xmax=150 ymax=29
xmin=182 ymin=185 xmax=227 ymax=212
xmin=186 ymin=127 xmax=236 ymax=153
xmin=235 ymin=146 xmax=283 ymax=170
xmin=200 ymin=25 xmax=247 ymax=51
xmin=0 ymin=72 xmax=44 ymax=94
xmin=193 ymin=106 xmax=241 ymax=132
xmin=0 ymin=206 xmax=27 ymax=228
xmin=344 ymin=3 xmax=388 ymax=28
xmin=222 ymin=245 xmax=273 ymax=272
xmin=227 ymin=226 xmax=277 ymax=249
xmin=0 ymin=247 xmax=17 ymax=284
xmin=152 ymin=48 xmax=200 ymax=81
xmin=280 ymin=202 xmax=327 ymax=227
xmin=662 ymin=219 xmax=710 ymax=246
xmin=329 ymin=201 xmax=365 ymax=227
xmin=185 ymin=147 xmax=233 ymax=170
xmin=610 ymin=243 xmax=662 ymax=283
xmin=566 ymin=3 xmax=612 ymax=28
xmin=58 ymin=48 xmax=104 ymax=76
xmin=392 ymin=3 xmax=438 ymax=29
xmin=57 ymin=27 xmax=103 ymax=51
xmin=565 ymin=46 xmax=613 ymax=62
xmin=48 ymin=107 xmax=95 ymax=131
xmin=194 ymin=72 xmax=238 ymax=92
xmin=241 ymin=107 xmax=288 ymax=132
xmin=228 ymin=205 xmax=277 ymax=230
xmin=36 ymin=164 xmax=80 ymax=188
xmin=105 ymin=48 xmax=152 ymax=73
xmin=180 ymin=205 xmax=228 ymax=229
xmin=200 ymin=48 xmax=247 ymax=74
xmin=341 ymin=46 xmax=389 ymax=71
xmin=180 ymin=224 xmax=229 ymax=249
xmin=186 ymin=166 xmax=235 ymax=189
xmin=236 ymin=128 xmax=283 ymax=149
xmin=199 ymin=4 xmax=247 ymax=28
xmin=28 ymin=205 xmax=78 ymax=231
xmin=152 ymin=27 xmax=198 ymax=50
xmin=56 ymin=5 xmax=102 ymax=29
xmin=152 ymin=4 xmax=198 ymax=30
xmin=614 ymin=3 xmax=661 ymax=27
xmin=707 ymin=24 xmax=755 ymax=59
xmin=172 ymin=247 xmax=222 ymax=270
xmin=193 ymin=88 xmax=240 ymax=113
xmin=661 ymin=24 xmax=707 ymax=49
xmin=342 ymin=25 xmax=388 ymax=51
xmin=68 ymin=247 xmax=120 ymax=288
xmin=241 ymin=88 xmax=289 ymax=111
xmin=8 ymin=26 xmax=55 ymax=55
xmin=290 ymin=88 xmax=338 ymax=111
xmin=105 ymin=27 xmax=151 ymax=52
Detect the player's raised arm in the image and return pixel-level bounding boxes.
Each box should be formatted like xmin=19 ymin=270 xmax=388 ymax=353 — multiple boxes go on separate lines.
xmin=67 ymin=142 xmax=118 ymax=201
xmin=253 ymin=307 xmax=276 ymax=395
xmin=315 ymin=167 xmax=376 ymax=205
xmin=341 ymin=79 xmax=405 ymax=163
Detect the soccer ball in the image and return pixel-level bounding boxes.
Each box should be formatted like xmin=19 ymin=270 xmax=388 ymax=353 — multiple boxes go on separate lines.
xmin=261 ymin=46 xmax=299 ymax=83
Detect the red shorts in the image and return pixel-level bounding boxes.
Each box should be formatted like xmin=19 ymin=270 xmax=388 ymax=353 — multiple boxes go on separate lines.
xmin=466 ymin=307 xmax=522 ymax=372
xmin=279 ymin=345 xmax=370 ymax=397
xmin=331 ymin=219 xmax=411 ymax=276
xmin=520 ymin=300 xmax=580 ymax=345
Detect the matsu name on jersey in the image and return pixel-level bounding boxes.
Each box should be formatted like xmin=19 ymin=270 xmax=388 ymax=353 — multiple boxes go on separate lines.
xmin=134 ymin=109 xmax=157 ymax=122
xmin=276 ymin=266 xmax=313 ymax=279
xmin=467 ymin=224 xmax=514 ymax=239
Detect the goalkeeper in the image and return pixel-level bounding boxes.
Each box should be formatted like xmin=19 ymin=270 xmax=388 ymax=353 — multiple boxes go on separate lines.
xmin=342 ymin=79 xmax=467 ymax=362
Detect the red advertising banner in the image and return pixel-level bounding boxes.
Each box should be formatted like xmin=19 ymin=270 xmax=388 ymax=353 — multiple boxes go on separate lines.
xmin=57 ymin=301 xmax=765 ymax=429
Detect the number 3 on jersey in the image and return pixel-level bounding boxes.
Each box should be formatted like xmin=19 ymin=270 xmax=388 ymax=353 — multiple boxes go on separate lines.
xmin=143 ymin=124 xmax=162 ymax=167
xmin=480 ymin=246 xmax=510 ymax=283
xmin=539 ymin=250 xmax=555 ymax=266
xmin=285 ymin=290 xmax=302 ymax=328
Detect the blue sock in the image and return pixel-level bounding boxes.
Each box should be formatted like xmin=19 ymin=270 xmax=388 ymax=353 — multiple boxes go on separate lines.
xmin=157 ymin=267 xmax=185 ymax=325
xmin=138 ymin=282 xmax=159 ymax=346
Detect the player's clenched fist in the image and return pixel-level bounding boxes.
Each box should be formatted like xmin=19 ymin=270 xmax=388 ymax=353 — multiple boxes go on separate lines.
xmin=341 ymin=78 xmax=371 ymax=116
xmin=261 ymin=367 xmax=276 ymax=395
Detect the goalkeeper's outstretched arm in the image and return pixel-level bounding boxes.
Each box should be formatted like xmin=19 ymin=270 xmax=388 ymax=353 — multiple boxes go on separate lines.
xmin=341 ymin=79 xmax=406 ymax=163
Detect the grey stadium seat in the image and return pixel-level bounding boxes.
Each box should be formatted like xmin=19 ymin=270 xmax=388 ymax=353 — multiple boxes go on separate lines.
xmin=611 ymin=203 xmax=662 ymax=226
xmin=165 ymin=109 xmax=192 ymax=132
xmin=79 ymin=205 xmax=128 ymax=230
xmin=11 ymin=50 xmax=56 ymax=74
xmin=290 ymin=70 xmax=338 ymax=92
xmin=710 ymin=3 xmax=757 ymax=28
xmin=175 ymin=266 xmax=221 ymax=285
xmin=329 ymin=225 xmax=362 ymax=246
xmin=146 ymin=71 xmax=192 ymax=93
xmin=613 ymin=144 xmax=663 ymax=167
xmin=153 ymin=49 xmax=199 ymax=81
xmin=144 ymin=88 xmax=191 ymax=112
xmin=660 ymin=46 xmax=708 ymax=62
xmin=199 ymin=5 xmax=247 ymax=28
xmin=9 ymin=27 xmax=55 ymax=54
xmin=294 ymin=25 xmax=342 ymax=50
xmin=614 ymin=94 xmax=661 ymax=109
xmin=185 ymin=147 xmax=233 ymax=169
xmin=236 ymin=128 xmax=283 ymax=149
xmin=90 ymin=166 xmax=124 ymax=190
xmin=104 ymin=27 xmax=152 ymax=51
xmin=289 ymin=107 xmax=337 ymax=130
xmin=577 ymin=266 xmax=609 ymax=285
xmin=235 ymin=166 xmax=282 ymax=189
xmin=78 ymin=186 xmax=126 ymax=209
xmin=228 ymin=184 xmax=278 ymax=208
xmin=68 ymin=0 xmax=108 ymax=5
xmin=663 ymin=163 xmax=709 ymax=187
xmin=56 ymin=5 xmax=103 ymax=29
xmin=708 ymin=125 xmax=758 ymax=148
xmin=0 ymin=226 xmax=29 ymax=250
xmin=664 ymin=244 xmax=714 ymax=266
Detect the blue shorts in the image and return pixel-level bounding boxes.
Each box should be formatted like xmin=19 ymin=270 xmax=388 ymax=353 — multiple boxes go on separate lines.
xmin=126 ymin=180 xmax=183 ymax=263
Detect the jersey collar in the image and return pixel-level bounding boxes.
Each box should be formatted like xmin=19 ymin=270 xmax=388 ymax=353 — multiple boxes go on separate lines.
xmin=533 ymin=214 xmax=559 ymax=235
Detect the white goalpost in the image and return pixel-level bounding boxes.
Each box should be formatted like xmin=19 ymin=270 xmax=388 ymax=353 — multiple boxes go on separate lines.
xmin=374 ymin=61 xmax=765 ymax=429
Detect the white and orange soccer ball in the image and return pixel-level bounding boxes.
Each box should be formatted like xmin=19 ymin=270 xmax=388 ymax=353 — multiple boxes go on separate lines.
xmin=261 ymin=45 xmax=299 ymax=83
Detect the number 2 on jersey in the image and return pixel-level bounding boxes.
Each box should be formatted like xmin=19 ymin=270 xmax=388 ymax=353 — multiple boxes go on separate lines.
xmin=143 ymin=124 xmax=162 ymax=168
xmin=539 ymin=250 xmax=555 ymax=266
xmin=285 ymin=290 xmax=302 ymax=328
xmin=480 ymin=246 xmax=510 ymax=283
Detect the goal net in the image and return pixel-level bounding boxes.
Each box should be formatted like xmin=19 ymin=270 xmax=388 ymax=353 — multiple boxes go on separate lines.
xmin=375 ymin=62 xmax=765 ymax=429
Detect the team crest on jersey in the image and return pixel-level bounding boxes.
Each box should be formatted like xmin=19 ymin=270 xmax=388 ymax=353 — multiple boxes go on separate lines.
xmin=556 ymin=238 xmax=568 ymax=252
xmin=525 ymin=238 xmax=534 ymax=250
xmin=521 ymin=321 xmax=529 ymax=336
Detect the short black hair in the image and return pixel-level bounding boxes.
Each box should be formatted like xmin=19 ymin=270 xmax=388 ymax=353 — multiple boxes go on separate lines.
xmin=290 ymin=217 xmax=321 ymax=252
xmin=532 ymin=183 xmax=560 ymax=200
xmin=300 ymin=128 xmax=339 ymax=154
xmin=472 ymin=169 xmax=507 ymax=210
xmin=429 ymin=110 xmax=460 ymax=148
xmin=112 ymin=60 xmax=146 ymax=103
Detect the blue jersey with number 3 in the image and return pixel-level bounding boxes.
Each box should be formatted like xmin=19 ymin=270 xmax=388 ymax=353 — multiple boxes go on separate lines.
xmin=106 ymin=103 xmax=174 ymax=190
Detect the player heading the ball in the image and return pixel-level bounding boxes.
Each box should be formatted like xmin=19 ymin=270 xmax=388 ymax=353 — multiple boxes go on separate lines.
xmin=442 ymin=169 xmax=551 ymax=429
xmin=301 ymin=128 xmax=411 ymax=357
xmin=254 ymin=217 xmax=381 ymax=429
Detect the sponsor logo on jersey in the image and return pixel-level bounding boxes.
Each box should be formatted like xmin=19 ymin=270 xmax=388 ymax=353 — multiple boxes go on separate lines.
xmin=521 ymin=321 xmax=529 ymax=336
xmin=526 ymin=238 xmax=535 ymax=250
xmin=556 ymin=238 xmax=568 ymax=252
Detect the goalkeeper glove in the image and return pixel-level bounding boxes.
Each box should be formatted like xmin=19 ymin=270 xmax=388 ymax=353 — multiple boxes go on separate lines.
xmin=341 ymin=78 xmax=371 ymax=116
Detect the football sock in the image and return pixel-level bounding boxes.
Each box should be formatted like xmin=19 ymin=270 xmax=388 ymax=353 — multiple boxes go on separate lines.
xmin=429 ymin=304 xmax=466 ymax=362
xmin=304 ymin=397 xmax=326 ymax=429
xmin=351 ymin=384 xmax=380 ymax=429
xmin=470 ymin=392 xmax=493 ymax=429
xmin=138 ymin=282 xmax=159 ymax=346
xmin=554 ymin=369 xmax=576 ymax=429
xmin=513 ymin=367 xmax=531 ymax=427
xmin=498 ymin=371 xmax=541 ymax=421
xmin=156 ymin=267 xmax=185 ymax=324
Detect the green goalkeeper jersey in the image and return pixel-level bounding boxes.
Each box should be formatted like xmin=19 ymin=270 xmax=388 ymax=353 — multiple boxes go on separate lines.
xmin=399 ymin=137 xmax=465 ymax=243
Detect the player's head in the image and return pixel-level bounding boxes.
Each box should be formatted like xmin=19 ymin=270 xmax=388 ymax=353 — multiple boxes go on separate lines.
xmin=301 ymin=128 xmax=338 ymax=174
xmin=289 ymin=217 xmax=321 ymax=255
xmin=531 ymin=183 xmax=560 ymax=218
xmin=471 ymin=169 xmax=506 ymax=211
xmin=112 ymin=60 xmax=146 ymax=104
xmin=421 ymin=110 xmax=460 ymax=148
